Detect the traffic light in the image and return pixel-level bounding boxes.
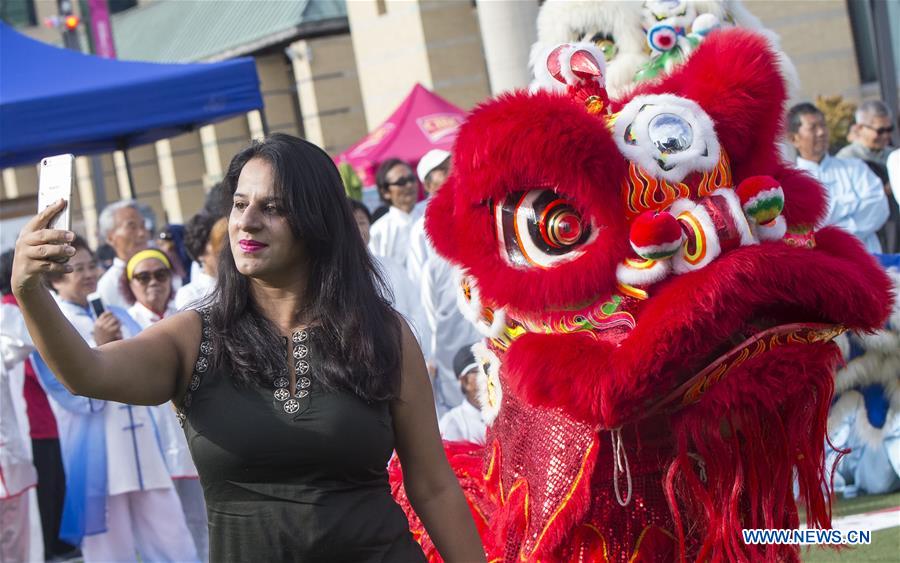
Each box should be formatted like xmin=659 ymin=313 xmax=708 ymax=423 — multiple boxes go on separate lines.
xmin=57 ymin=0 xmax=79 ymax=50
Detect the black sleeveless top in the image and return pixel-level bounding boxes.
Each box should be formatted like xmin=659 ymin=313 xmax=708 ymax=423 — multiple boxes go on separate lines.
xmin=177 ymin=310 xmax=424 ymax=562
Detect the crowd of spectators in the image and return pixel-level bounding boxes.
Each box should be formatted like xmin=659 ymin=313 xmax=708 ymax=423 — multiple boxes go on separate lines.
xmin=787 ymin=98 xmax=899 ymax=500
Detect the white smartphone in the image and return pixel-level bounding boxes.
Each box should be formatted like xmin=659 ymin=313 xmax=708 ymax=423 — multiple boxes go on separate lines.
xmin=38 ymin=154 xmax=75 ymax=231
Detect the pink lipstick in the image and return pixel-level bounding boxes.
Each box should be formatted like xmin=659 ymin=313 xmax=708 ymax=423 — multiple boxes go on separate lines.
xmin=239 ymin=239 xmax=267 ymax=253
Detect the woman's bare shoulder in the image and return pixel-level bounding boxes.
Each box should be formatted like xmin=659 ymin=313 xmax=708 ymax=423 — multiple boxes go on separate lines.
xmin=135 ymin=309 xmax=204 ymax=365
xmin=144 ymin=309 xmax=203 ymax=337
xmin=137 ymin=309 xmax=207 ymax=403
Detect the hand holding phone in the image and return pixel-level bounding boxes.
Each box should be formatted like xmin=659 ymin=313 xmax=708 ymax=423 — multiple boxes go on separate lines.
xmin=38 ymin=154 xmax=74 ymax=232
xmin=9 ymin=199 xmax=75 ymax=295
xmin=93 ymin=312 xmax=122 ymax=345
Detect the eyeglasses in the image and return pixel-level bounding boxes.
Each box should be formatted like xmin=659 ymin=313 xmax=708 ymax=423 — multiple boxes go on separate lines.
xmin=860 ymin=124 xmax=895 ymax=135
xmin=388 ymin=175 xmax=417 ymax=187
xmin=132 ymin=269 xmax=171 ymax=285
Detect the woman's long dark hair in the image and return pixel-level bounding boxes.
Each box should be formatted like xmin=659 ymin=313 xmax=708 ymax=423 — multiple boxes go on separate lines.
xmin=204 ymin=134 xmax=402 ymax=401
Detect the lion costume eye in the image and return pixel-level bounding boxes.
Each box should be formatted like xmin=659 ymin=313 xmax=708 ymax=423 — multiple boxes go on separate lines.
xmin=647 ymin=24 xmax=679 ymax=52
xmin=613 ymin=94 xmax=720 ymax=183
xmin=587 ymin=32 xmax=618 ymax=61
xmin=493 ymin=190 xmax=594 ymax=269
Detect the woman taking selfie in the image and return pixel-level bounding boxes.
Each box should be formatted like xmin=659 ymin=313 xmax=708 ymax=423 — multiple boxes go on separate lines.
xmin=12 ymin=134 xmax=484 ymax=562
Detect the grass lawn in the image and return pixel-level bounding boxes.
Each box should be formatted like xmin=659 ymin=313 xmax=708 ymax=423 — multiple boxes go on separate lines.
xmin=800 ymin=491 xmax=900 ymax=562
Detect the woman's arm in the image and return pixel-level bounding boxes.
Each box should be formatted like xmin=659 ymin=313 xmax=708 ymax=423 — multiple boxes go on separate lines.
xmin=11 ymin=202 xmax=198 ymax=406
xmin=391 ymin=318 xmax=486 ymax=562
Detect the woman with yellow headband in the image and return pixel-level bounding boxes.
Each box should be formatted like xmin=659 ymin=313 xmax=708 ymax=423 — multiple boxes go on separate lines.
xmin=121 ymin=249 xmax=176 ymax=325
xmin=121 ymin=247 xmax=210 ymax=560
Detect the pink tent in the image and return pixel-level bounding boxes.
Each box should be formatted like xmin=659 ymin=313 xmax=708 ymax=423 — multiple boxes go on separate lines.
xmin=337 ymin=83 xmax=466 ymax=186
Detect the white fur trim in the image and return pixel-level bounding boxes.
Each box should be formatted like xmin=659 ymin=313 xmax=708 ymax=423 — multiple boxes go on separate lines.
xmin=835 ymin=333 xmax=851 ymax=358
xmin=828 ymin=391 xmax=899 ymax=450
xmin=605 ymin=52 xmax=648 ymax=98
xmin=672 ymin=204 xmax=722 ymax=273
xmin=456 ymin=273 xmax=481 ymax=324
xmin=483 ymin=308 xmax=508 ymax=339
xmin=631 ymin=239 xmax=682 ymax=257
xmin=713 ymin=188 xmax=757 ymax=246
xmin=667 ymin=197 xmax=696 ymax=217
xmin=691 ymin=13 xmax=721 ymax=35
xmin=455 ymin=274 xmax=508 ymax=339
xmin=472 ymin=341 xmax=503 ymax=426
xmin=834 ymin=335 xmax=900 ymax=416
xmin=613 ymin=94 xmax=721 ymax=183
xmin=828 ymin=391 xmax=863 ymax=436
xmin=753 ymin=214 xmax=786 ymax=241
xmin=616 ymin=259 xmax=671 ymax=286
xmin=835 ymin=354 xmax=900 ymax=405
xmin=642 ymin=0 xmax=695 ymax=33
xmin=885 ymin=269 xmax=900 ymax=332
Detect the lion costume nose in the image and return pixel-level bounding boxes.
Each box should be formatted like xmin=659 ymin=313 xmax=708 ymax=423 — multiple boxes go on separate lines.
xmin=621 ymin=177 xmax=786 ymax=285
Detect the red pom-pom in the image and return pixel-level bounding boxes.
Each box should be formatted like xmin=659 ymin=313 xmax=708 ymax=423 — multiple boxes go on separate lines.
xmin=735 ymin=175 xmax=779 ymax=205
xmin=736 ymin=176 xmax=784 ymax=225
xmin=630 ymin=211 xmax=684 ymax=260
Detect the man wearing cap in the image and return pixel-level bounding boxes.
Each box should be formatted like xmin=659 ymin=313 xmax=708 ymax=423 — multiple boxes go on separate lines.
xmin=408 ymin=149 xmax=451 ymax=282
xmin=406 ymin=151 xmax=481 ymax=417
xmin=438 ymin=345 xmax=487 ymax=444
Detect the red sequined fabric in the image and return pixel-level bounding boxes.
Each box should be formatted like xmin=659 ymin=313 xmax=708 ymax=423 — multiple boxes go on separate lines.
xmin=389 ymin=340 xmax=841 ymax=562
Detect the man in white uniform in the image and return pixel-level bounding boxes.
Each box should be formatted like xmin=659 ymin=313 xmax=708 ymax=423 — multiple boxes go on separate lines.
xmin=407 ymin=149 xmax=451 ymax=286
xmin=39 ymin=238 xmax=197 ymax=562
xmin=95 ymin=201 xmax=154 ymax=309
xmin=351 ymin=199 xmax=428 ymax=347
xmin=439 ymin=345 xmax=487 ymax=444
xmin=368 ymin=159 xmax=421 ymax=267
xmin=406 ymin=150 xmax=481 ymax=416
xmin=788 ymin=103 xmax=889 ymax=253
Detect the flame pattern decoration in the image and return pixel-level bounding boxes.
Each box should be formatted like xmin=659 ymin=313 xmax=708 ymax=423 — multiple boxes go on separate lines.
xmin=622 ymin=150 xmax=733 ymax=218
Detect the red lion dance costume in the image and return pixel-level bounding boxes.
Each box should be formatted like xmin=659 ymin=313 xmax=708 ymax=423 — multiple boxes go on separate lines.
xmin=390 ymin=29 xmax=893 ymax=562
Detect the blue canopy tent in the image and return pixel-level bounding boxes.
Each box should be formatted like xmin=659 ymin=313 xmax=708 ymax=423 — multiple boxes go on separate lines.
xmin=0 ymin=22 xmax=264 ymax=177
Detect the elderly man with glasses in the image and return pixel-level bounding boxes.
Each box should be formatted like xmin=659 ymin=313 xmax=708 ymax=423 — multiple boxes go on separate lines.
xmin=837 ymin=100 xmax=898 ymax=252
xmin=368 ymin=158 xmax=422 ymax=267
xmin=838 ymin=100 xmax=896 ymax=179
xmin=95 ymin=201 xmax=155 ymax=309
